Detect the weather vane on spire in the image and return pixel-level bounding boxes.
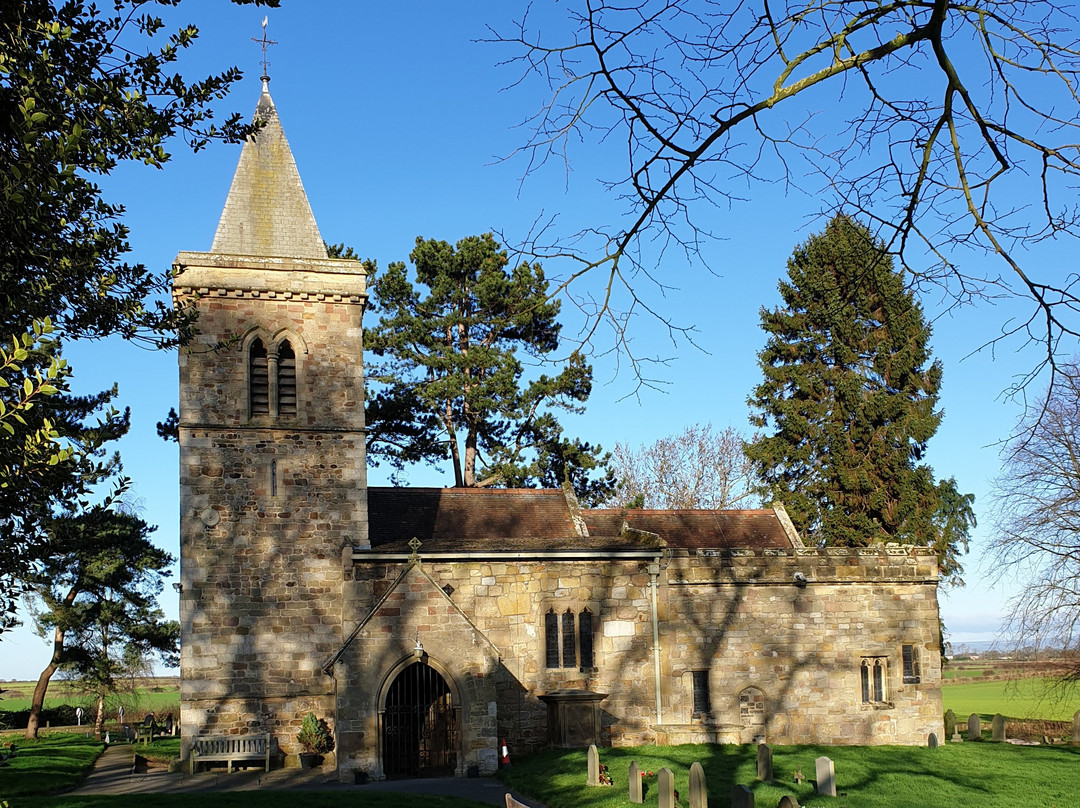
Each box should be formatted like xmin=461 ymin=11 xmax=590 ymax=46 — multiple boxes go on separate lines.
xmin=252 ymin=16 xmax=277 ymax=82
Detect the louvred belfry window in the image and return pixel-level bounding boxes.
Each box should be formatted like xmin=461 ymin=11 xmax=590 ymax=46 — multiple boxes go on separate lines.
xmin=277 ymin=340 xmax=297 ymax=415
xmin=250 ymin=339 xmax=269 ymax=415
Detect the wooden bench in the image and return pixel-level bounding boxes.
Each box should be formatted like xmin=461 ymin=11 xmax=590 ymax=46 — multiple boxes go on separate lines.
xmin=189 ymin=733 xmax=271 ymax=774
xmin=135 ymin=716 xmax=157 ymax=745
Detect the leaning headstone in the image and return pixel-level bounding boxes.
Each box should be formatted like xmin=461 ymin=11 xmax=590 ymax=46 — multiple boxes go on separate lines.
xmin=967 ymin=713 xmax=982 ymax=741
xmin=659 ymin=767 xmax=676 ymax=808
xmin=991 ymin=713 xmax=1006 ymax=742
xmin=689 ymin=762 xmax=708 ymax=808
xmin=629 ymin=761 xmax=643 ymax=804
xmin=943 ymin=709 xmax=956 ymax=738
xmin=729 ymin=785 xmax=754 ymax=808
xmin=815 ymin=756 xmax=836 ymax=797
xmin=588 ymin=744 xmax=599 ymax=786
xmin=928 ymin=732 xmax=938 ymax=748
xmin=757 ymin=743 xmax=773 ymax=781
xmin=1072 ymin=709 xmax=1080 ymax=746
xmin=777 ymin=797 xmax=800 ymax=808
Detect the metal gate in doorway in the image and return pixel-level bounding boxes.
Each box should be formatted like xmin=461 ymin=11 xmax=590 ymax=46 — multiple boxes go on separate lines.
xmin=382 ymin=661 xmax=459 ymax=778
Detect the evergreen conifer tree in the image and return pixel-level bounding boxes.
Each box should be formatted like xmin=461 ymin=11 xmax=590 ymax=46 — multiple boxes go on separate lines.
xmin=746 ymin=215 xmax=972 ymax=580
xmin=364 ymin=233 xmax=615 ymax=504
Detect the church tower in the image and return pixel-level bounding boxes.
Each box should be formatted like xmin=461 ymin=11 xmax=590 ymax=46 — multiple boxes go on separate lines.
xmin=173 ymin=78 xmax=367 ymax=761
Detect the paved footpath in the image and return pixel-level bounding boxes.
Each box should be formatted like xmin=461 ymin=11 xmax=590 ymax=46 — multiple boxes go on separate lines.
xmin=72 ymin=744 xmax=543 ymax=806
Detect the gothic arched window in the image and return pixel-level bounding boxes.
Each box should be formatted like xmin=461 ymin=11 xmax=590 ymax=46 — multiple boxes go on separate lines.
xmin=544 ymin=606 xmax=599 ymax=670
xmin=249 ymin=339 xmax=269 ymax=415
xmin=277 ymin=340 xmax=297 ymax=415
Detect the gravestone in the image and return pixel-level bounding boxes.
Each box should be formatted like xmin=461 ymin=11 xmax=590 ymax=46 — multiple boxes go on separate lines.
xmin=991 ymin=713 xmax=1006 ymax=742
xmin=815 ymin=756 xmax=836 ymax=797
xmin=689 ymin=761 xmax=707 ymax=808
xmin=928 ymin=732 xmax=938 ymax=748
xmin=777 ymin=797 xmax=800 ymax=808
xmin=943 ymin=709 xmax=956 ymax=738
xmin=757 ymin=743 xmax=773 ymax=781
xmin=1072 ymin=709 xmax=1080 ymax=746
xmin=629 ymin=761 xmax=643 ymax=804
xmin=730 ymin=785 xmax=754 ymax=808
xmin=659 ymin=767 xmax=676 ymax=808
xmin=967 ymin=713 xmax=982 ymax=741
xmin=588 ymin=744 xmax=599 ymax=786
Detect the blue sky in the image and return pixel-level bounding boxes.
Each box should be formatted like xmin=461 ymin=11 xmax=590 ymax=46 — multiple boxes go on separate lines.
xmin=1 ymin=1 xmax=1061 ymax=679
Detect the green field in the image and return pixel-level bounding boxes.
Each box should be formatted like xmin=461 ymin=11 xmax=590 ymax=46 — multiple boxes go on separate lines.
xmin=942 ymin=677 xmax=1080 ymax=721
xmin=0 ymin=679 xmax=179 ymax=719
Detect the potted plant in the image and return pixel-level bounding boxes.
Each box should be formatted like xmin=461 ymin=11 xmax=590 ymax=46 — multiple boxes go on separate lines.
xmin=296 ymin=712 xmax=334 ymax=768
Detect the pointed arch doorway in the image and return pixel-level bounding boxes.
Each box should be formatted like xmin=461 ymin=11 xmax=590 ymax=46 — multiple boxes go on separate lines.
xmin=381 ymin=660 xmax=460 ymax=778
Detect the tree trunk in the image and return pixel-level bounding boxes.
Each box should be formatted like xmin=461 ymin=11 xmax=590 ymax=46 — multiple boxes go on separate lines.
xmin=25 ymin=616 xmax=69 ymax=738
xmin=25 ymin=659 xmax=58 ymax=739
xmin=445 ymin=410 xmax=464 ymax=488
xmin=94 ymin=692 xmax=105 ymax=740
xmin=463 ymin=434 xmax=478 ymax=487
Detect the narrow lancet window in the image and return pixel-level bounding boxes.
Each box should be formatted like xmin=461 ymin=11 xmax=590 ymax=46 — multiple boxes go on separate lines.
xmin=277 ymin=340 xmax=297 ymax=415
xmin=578 ymin=608 xmax=594 ymax=668
xmin=561 ymin=609 xmax=576 ymax=668
xmin=250 ymin=339 xmax=269 ymax=415
xmin=545 ymin=609 xmax=560 ymax=668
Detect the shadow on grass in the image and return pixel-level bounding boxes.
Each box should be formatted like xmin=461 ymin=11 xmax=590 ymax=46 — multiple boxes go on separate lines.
xmin=498 ymin=741 xmax=1080 ymax=808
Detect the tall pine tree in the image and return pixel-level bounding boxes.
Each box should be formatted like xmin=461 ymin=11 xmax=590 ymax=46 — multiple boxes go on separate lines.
xmin=364 ymin=233 xmax=615 ymax=504
xmin=746 ymin=215 xmax=972 ymax=581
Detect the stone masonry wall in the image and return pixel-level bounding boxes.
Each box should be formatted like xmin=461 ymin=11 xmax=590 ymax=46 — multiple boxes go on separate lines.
xmin=334 ymin=564 xmax=501 ymax=779
xmin=342 ymin=546 xmax=940 ymax=777
xmin=661 ymin=549 xmax=942 ymax=746
xmin=176 ymin=256 xmax=367 ymax=762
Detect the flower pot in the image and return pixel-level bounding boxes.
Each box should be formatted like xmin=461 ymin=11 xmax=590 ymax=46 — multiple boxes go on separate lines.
xmin=299 ymin=752 xmax=322 ymax=769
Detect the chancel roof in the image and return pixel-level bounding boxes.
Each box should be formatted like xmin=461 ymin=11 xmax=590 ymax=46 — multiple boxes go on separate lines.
xmin=583 ymin=509 xmax=796 ymax=550
xmin=364 ymin=487 xmax=799 ymax=552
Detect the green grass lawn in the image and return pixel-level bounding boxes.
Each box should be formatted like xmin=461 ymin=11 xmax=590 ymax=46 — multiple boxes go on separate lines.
xmin=942 ymin=677 xmax=1080 ymax=721
xmin=21 ymin=795 xmax=490 ymax=808
xmin=0 ymin=732 xmax=104 ymax=798
xmin=498 ymin=742 xmax=1080 ymax=808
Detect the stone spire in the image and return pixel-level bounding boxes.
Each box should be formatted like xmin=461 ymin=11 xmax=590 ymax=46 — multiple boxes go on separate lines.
xmin=210 ymin=80 xmax=327 ymax=259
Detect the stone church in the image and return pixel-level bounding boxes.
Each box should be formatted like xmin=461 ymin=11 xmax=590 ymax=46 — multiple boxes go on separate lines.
xmin=173 ymin=81 xmax=944 ymax=781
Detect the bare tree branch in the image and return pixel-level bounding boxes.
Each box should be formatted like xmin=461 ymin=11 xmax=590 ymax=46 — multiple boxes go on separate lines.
xmin=488 ymin=0 xmax=1080 ymax=393
xmin=991 ymin=363 xmax=1080 ymax=681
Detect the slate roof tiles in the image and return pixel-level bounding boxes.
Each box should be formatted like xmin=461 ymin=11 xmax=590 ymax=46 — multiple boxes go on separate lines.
xmin=365 ymin=487 xmax=797 ymax=552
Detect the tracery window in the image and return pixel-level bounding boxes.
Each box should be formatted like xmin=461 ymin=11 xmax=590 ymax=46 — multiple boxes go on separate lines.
xmin=544 ymin=606 xmax=597 ymax=670
xmin=248 ymin=335 xmax=300 ymax=419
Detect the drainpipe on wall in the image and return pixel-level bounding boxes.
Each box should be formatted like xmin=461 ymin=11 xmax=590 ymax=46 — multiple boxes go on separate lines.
xmin=649 ymin=561 xmax=662 ymax=726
